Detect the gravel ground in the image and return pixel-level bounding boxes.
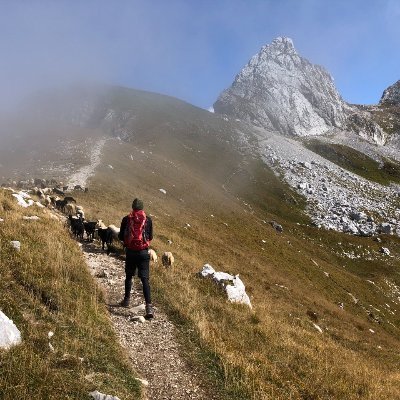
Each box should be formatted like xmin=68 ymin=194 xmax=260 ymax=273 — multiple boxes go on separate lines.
xmin=82 ymin=241 xmax=217 ymax=400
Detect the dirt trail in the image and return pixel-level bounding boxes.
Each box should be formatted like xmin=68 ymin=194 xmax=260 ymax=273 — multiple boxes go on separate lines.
xmin=81 ymin=241 xmax=216 ymax=400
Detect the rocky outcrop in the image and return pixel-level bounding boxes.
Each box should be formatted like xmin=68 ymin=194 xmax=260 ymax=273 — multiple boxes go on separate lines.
xmin=346 ymin=108 xmax=387 ymax=145
xmin=214 ymin=37 xmax=349 ymax=137
xmin=380 ymin=80 xmax=400 ymax=106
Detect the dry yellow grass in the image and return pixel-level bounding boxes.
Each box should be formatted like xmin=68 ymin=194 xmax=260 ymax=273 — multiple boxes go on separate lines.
xmin=0 ymin=189 xmax=141 ymax=400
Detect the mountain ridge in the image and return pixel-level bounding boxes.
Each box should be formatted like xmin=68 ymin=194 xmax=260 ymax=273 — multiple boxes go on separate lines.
xmin=214 ymin=37 xmax=396 ymax=145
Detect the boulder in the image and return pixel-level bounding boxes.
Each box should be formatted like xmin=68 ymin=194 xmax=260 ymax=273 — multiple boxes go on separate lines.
xmin=199 ymin=264 xmax=252 ymax=308
xmin=379 ymin=223 xmax=392 ymax=235
xmin=349 ymin=211 xmax=367 ymax=222
xmin=380 ymin=247 xmax=390 ymax=256
xmin=89 ymin=391 xmax=121 ymax=400
xmin=0 ymin=311 xmax=22 ymax=349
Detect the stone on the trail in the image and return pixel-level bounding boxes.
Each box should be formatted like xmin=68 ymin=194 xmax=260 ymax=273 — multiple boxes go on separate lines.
xmin=0 ymin=311 xmax=22 ymax=349
xmin=89 ymin=391 xmax=121 ymax=400
xmin=0 ymin=218 xmax=4 ymax=222
xmin=10 ymin=241 xmax=21 ymax=251
xmin=96 ymin=269 xmax=109 ymax=279
xmin=131 ymin=304 xmax=146 ymax=313
xmin=136 ymin=378 xmax=149 ymax=386
xmin=159 ymin=188 xmax=167 ymax=194
xmin=131 ymin=315 xmax=146 ymax=323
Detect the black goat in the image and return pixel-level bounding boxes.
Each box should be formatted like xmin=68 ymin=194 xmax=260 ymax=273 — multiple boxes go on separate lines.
xmin=64 ymin=196 xmax=76 ymax=203
xmin=97 ymin=228 xmax=112 ymax=250
xmin=69 ymin=215 xmax=84 ymax=240
xmin=83 ymin=221 xmax=97 ymax=241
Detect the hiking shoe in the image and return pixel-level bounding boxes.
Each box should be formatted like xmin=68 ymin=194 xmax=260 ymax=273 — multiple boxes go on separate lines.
xmin=145 ymin=303 xmax=154 ymax=319
xmin=119 ymin=298 xmax=130 ymax=307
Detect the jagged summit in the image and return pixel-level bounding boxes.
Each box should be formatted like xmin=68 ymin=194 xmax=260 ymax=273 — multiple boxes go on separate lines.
xmin=214 ymin=37 xmax=349 ymax=136
xmin=261 ymin=36 xmax=297 ymax=55
xmin=380 ymin=80 xmax=400 ymax=105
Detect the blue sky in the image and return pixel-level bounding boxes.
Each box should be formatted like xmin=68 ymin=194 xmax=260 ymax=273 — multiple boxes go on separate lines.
xmin=1 ymin=0 xmax=400 ymax=110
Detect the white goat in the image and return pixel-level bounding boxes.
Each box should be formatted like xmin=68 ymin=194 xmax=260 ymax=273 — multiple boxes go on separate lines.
xmin=149 ymin=249 xmax=158 ymax=263
xmin=162 ymin=252 xmax=174 ymax=267
xmin=64 ymin=203 xmax=76 ymax=216
xmin=108 ymin=224 xmax=120 ymax=241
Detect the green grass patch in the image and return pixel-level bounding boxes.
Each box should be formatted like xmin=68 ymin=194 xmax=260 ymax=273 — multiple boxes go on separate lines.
xmin=304 ymin=139 xmax=400 ymax=185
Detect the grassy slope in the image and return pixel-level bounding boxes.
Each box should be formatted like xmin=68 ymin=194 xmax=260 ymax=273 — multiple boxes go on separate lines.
xmin=0 ymin=190 xmax=141 ymax=400
xmin=74 ymin=133 xmax=400 ymax=399
xmin=303 ymin=139 xmax=400 ymax=186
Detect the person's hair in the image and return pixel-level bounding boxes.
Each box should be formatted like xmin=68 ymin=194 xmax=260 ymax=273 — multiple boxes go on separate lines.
xmin=132 ymin=198 xmax=144 ymax=210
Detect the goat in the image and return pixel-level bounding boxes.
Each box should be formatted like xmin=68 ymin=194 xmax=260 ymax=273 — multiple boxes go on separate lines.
xmin=64 ymin=196 xmax=76 ymax=203
xmin=64 ymin=203 xmax=76 ymax=216
xmin=69 ymin=215 xmax=84 ymax=240
xmin=83 ymin=221 xmax=97 ymax=241
xmin=76 ymin=205 xmax=85 ymax=220
xmin=149 ymin=249 xmax=158 ymax=263
xmin=53 ymin=187 xmax=64 ymax=196
xmin=43 ymin=195 xmax=52 ymax=208
xmin=162 ymin=252 xmax=174 ymax=267
xmin=97 ymin=227 xmax=111 ymax=251
xmin=96 ymin=223 xmax=120 ymax=255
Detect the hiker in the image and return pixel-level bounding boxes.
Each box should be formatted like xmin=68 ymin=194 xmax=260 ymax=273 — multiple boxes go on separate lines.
xmin=118 ymin=198 xmax=154 ymax=319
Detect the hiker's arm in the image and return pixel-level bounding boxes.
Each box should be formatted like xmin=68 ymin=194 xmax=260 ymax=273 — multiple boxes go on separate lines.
xmin=118 ymin=217 xmax=126 ymax=241
xmin=147 ymin=217 xmax=153 ymax=241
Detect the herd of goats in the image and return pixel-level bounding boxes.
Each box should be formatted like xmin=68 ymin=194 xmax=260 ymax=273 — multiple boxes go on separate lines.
xmin=39 ymin=189 xmax=174 ymax=267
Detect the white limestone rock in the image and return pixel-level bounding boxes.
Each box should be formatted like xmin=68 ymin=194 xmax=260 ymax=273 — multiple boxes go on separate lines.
xmin=12 ymin=193 xmax=34 ymax=208
xmin=380 ymin=247 xmax=390 ymax=256
xmin=10 ymin=241 xmax=21 ymax=251
xmin=22 ymin=215 xmax=40 ymax=221
xmin=89 ymin=391 xmax=121 ymax=400
xmin=199 ymin=264 xmax=252 ymax=308
xmin=0 ymin=310 xmax=22 ymax=349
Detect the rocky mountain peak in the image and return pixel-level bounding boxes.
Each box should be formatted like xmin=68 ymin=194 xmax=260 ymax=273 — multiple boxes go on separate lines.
xmin=262 ymin=36 xmax=296 ymax=55
xmin=380 ymin=80 xmax=400 ymax=106
xmin=214 ymin=37 xmax=349 ymax=137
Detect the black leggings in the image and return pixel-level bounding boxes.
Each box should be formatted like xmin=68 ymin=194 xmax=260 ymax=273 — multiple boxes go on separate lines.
xmin=124 ymin=249 xmax=151 ymax=304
